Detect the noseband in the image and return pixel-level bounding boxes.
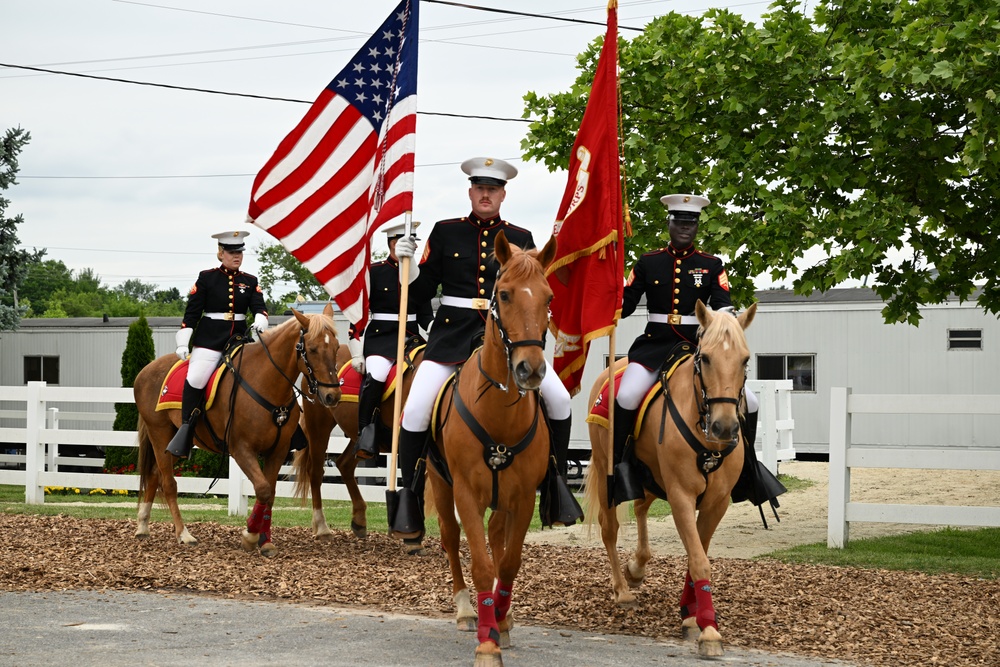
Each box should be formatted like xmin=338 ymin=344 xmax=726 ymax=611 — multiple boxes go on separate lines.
xmin=692 ymin=343 xmax=748 ymax=444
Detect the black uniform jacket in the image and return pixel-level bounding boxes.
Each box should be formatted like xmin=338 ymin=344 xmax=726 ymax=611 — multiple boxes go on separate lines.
xmin=355 ymin=257 xmax=434 ymax=359
xmin=182 ymin=266 xmax=268 ymax=351
xmin=409 ymin=212 xmax=534 ymax=364
xmin=622 ymin=244 xmax=731 ymax=370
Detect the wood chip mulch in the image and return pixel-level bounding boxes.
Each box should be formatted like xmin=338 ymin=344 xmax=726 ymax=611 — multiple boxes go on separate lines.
xmin=2 ymin=513 xmax=997 ymax=667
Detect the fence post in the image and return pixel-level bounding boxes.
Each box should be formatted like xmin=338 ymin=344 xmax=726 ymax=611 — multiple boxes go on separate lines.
xmin=759 ymin=381 xmax=778 ymax=475
xmin=228 ymin=456 xmax=247 ymax=517
xmin=828 ymin=386 xmax=851 ymax=548
xmin=46 ymin=407 xmax=59 ymax=472
xmin=24 ymin=382 xmax=46 ymax=504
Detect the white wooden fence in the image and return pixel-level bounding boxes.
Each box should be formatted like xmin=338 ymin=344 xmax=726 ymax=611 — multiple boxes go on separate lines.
xmin=827 ymin=386 xmax=1000 ymax=548
xmin=1 ymin=380 xmax=795 ymax=517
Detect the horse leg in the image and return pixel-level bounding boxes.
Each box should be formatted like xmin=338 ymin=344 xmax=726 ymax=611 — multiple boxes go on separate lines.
xmin=334 ymin=445 xmax=368 ymax=539
xmin=232 ymin=448 xmax=278 ymax=557
xmin=306 ymin=439 xmax=333 ymax=542
xmin=626 ymin=494 xmax=655 ymax=589
xmin=486 ymin=510 xmax=513 ymax=648
xmin=491 ymin=500 xmax=534 ymax=651
xmin=453 ymin=488 xmax=502 ymax=666
xmin=148 ymin=422 xmax=196 ymax=545
xmin=431 ymin=474 xmax=476 ymax=632
xmin=670 ymin=494 xmax=724 ymax=657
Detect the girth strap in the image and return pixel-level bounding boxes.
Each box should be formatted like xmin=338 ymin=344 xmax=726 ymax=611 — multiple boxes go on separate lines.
xmin=452 ymin=385 xmax=540 ymax=511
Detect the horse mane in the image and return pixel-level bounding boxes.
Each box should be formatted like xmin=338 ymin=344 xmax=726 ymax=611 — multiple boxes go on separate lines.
xmin=496 ymin=245 xmax=545 ymax=282
xmin=699 ymin=309 xmax=747 ymax=351
xmin=268 ymin=310 xmax=339 ymax=343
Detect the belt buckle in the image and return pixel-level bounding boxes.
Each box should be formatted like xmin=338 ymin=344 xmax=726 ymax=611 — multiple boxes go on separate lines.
xmin=223 ymin=313 xmax=234 ymax=321
xmin=667 ymin=314 xmax=682 ymax=325
xmin=471 ymin=298 xmax=489 ymax=310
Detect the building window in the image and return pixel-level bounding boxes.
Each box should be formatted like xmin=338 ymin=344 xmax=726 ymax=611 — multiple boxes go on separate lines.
xmin=757 ymin=354 xmax=815 ymax=391
xmin=24 ymin=356 xmax=60 ymax=384
xmin=948 ymin=329 xmax=982 ymax=350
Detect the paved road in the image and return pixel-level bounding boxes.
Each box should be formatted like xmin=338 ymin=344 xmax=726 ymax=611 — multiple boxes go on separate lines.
xmin=0 ymin=590 xmax=852 ymax=666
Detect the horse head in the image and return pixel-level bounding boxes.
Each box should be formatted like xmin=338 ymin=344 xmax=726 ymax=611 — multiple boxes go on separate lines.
xmin=694 ymin=300 xmax=757 ymax=445
xmin=292 ymin=303 xmax=342 ymax=408
xmin=490 ymin=231 xmax=557 ymax=391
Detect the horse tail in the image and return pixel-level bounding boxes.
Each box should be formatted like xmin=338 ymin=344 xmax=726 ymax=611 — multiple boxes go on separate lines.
xmin=582 ymin=452 xmax=602 ymax=529
xmin=136 ymin=415 xmax=155 ymax=498
xmin=291 ymin=444 xmax=313 ymax=506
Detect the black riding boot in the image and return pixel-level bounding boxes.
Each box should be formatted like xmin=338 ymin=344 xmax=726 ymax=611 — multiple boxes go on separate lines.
xmin=388 ymin=426 xmax=428 ymax=540
xmin=166 ymin=381 xmax=203 ymax=458
xmin=608 ymin=401 xmax=644 ymax=506
xmin=742 ymin=408 xmax=759 ymax=447
xmin=355 ymin=374 xmax=386 ymax=460
xmin=538 ymin=416 xmax=584 ymax=527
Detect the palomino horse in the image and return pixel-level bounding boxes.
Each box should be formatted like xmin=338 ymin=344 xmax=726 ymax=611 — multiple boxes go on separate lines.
xmin=584 ymin=301 xmax=757 ymax=657
xmin=133 ymin=307 xmax=342 ymax=557
xmin=292 ymin=342 xmax=422 ymax=544
xmin=428 ymin=231 xmax=555 ymax=667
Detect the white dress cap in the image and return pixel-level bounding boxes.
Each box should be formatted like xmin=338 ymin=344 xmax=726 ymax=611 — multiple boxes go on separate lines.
xmin=659 ymin=194 xmax=711 ymax=214
xmin=211 ymin=230 xmax=250 ymax=250
xmin=380 ymin=220 xmax=421 ymax=239
xmin=461 ymin=157 xmax=518 ymax=186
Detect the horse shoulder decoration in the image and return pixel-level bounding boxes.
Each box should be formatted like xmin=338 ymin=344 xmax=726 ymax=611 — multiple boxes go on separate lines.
xmin=584 ymin=300 xmax=757 ymax=658
xmin=293 ymin=340 xmax=423 ymax=543
xmin=428 ymin=231 xmax=555 ymax=667
xmin=132 ymin=305 xmax=342 ymax=557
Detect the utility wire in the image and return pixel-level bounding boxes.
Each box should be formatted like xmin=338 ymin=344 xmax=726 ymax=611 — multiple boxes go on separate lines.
xmin=421 ymin=0 xmax=646 ymax=31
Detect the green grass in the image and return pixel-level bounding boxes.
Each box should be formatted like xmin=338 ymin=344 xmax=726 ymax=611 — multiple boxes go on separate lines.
xmin=4 ymin=476 xmax=997 ymax=580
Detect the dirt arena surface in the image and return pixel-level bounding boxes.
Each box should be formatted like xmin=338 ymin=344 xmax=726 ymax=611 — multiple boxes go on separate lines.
xmin=2 ymin=461 xmax=998 ymax=667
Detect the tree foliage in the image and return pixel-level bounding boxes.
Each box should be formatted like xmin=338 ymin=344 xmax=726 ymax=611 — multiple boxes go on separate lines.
xmin=0 ymin=127 xmax=45 ymax=331
xmin=522 ymin=0 xmax=1000 ymax=324
xmin=255 ymin=242 xmax=328 ymax=312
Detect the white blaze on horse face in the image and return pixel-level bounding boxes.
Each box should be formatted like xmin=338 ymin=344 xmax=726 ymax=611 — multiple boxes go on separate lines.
xmin=521 ymin=287 xmax=533 ymax=298
xmin=324 ymin=333 xmax=331 ymax=345
xmin=723 ymin=340 xmax=731 ymax=351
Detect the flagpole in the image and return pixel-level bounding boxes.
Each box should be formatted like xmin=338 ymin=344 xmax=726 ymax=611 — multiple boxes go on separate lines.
xmin=607 ymin=328 xmax=616 ymax=480
xmin=388 ymin=212 xmax=414 ymax=494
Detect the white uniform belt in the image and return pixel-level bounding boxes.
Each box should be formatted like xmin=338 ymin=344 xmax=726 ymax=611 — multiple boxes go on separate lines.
xmin=648 ymin=313 xmax=698 ymax=325
xmin=204 ymin=312 xmax=245 ymax=321
xmin=440 ymin=295 xmax=490 ymax=310
xmin=371 ymin=313 xmax=417 ymax=322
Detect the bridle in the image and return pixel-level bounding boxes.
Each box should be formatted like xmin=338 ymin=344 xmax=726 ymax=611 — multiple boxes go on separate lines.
xmin=692 ymin=344 xmax=748 ymax=443
xmin=475 ymin=267 xmax=550 ymax=400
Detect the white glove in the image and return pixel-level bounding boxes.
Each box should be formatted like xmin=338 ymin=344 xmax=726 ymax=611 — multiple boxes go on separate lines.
xmin=402 ymin=254 xmax=420 ymax=284
xmin=348 ymin=337 xmax=365 ymax=374
xmin=175 ymin=328 xmax=193 ymax=360
xmin=251 ymin=314 xmax=269 ymax=333
xmin=395 ymin=235 xmax=417 ymax=259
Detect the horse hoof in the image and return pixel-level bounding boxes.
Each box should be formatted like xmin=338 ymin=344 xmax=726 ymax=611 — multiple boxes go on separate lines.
xmin=350 ymin=521 xmax=368 ymax=539
xmin=134 ymin=532 xmax=149 ymax=540
xmin=241 ymin=531 xmax=258 ymax=552
xmin=697 ymin=626 xmax=724 ymax=657
xmin=681 ymin=616 xmax=700 ymax=641
xmin=474 ymin=642 xmax=503 ymax=667
xmin=404 ymin=544 xmax=430 ymax=557
xmin=314 ymin=531 xmax=334 ymax=543
xmin=498 ymin=630 xmax=511 ymax=650
xmin=615 ymin=591 xmax=638 ymax=608
xmin=259 ymin=542 xmax=277 ymax=558
xmin=624 ymin=561 xmax=645 ymax=589
xmin=456 ymin=616 xmax=477 ymax=632
xmin=498 ymin=616 xmax=514 ymax=649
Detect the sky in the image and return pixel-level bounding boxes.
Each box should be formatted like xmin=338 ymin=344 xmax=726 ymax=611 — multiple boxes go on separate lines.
xmin=2 ymin=0 xmax=775 ymax=301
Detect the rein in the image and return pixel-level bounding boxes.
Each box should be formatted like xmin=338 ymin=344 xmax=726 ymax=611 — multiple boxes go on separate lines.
xmin=476 ymin=273 xmax=548 ymax=400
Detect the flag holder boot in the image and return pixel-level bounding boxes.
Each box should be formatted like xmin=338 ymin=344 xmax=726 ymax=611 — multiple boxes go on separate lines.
xmin=166 ymin=381 xmax=203 ymax=458
xmin=539 ymin=416 xmax=584 ymax=527
xmin=388 ymin=426 xmax=428 ymax=540
xmin=608 ymin=402 xmax=643 ymax=506
xmin=355 ymin=374 xmax=386 ymax=460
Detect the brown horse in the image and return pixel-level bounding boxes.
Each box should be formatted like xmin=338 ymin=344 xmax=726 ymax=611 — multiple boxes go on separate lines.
xmin=133 ymin=306 xmax=342 ymax=557
xmin=292 ymin=342 xmax=422 ymax=543
xmin=428 ymin=231 xmax=555 ymax=667
xmin=584 ymin=301 xmax=757 ymax=657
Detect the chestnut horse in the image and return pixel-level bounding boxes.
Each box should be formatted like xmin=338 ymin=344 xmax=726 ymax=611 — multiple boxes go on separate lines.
xmin=428 ymin=231 xmax=555 ymax=667
xmin=133 ymin=307 xmax=342 ymax=557
xmin=584 ymin=301 xmax=757 ymax=657
xmin=292 ymin=342 xmax=422 ymax=543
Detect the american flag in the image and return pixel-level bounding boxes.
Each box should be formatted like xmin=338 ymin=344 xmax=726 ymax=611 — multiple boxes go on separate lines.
xmin=247 ymin=0 xmax=418 ymax=327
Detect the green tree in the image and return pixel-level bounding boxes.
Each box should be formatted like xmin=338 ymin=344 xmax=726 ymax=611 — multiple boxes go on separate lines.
xmin=0 ymin=127 xmax=45 ymax=330
xmin=106 ymin=315 xmax=156 ymax=471
xmin=19 ymin=259 xmax=74 ymax=316
xmin=522 ymin=0 xmax=1000 ymax=324
xmin=255 ymin=241 xmax=326 ymax=312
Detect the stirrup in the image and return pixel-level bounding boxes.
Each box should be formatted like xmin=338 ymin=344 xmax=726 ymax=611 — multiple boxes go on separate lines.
xmin=540 ymin=473 xmax=584 ymax=527
xmin=355 ymin=424 xmax=377 ymax=460
xmin=166 ymin=423 xmax=194 ymax=458
xmin=389 ymin=488 xmax=424 ymax=540
xmin=610 ymin=461 xmax=644 ymax=506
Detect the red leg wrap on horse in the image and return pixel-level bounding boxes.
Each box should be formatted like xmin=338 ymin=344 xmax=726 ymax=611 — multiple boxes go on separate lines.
xmin=693 ymin=579 xmax=718 ymax=630
xmin=476 ymin=591 xmax=500 ymax=646
xmin=260 ymin=512 xmax=273 ymax=545
xmin=493 ymin=580 xmax=513 ymax=623
xmin=247 ymin=501 xmax=269 ymax=533
xmin=679 ymin=572 xmax=697 ymax=619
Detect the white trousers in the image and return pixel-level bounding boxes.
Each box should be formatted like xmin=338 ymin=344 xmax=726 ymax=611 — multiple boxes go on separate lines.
xmin=401 ymin=359 xmax=572 ymax=432
xmin=364 ymin=355 xmax=393 ymax=383
xmin=187 ymin=347 xmax=222 ymax=389
xmin=617 ymin=361 xmax=758 ymax=413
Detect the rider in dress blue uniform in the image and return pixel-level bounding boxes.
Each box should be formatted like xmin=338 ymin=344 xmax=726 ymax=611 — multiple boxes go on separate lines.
xmin=166 ymin=231 xmax=269 ymax=458
xmin=347 ymin=222 xmax=434 ymax=460
xmin=388 ymin=157 xmax=584 ymax=540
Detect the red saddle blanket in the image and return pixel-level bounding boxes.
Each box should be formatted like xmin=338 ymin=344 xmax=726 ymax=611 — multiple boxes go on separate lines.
xmin=337 ymin=362 xmax=399 ymax=403
xmin=155 ymin=359 xmax=227 ymax=412
xmin=586 ymin=358 xmax=690 ymax=438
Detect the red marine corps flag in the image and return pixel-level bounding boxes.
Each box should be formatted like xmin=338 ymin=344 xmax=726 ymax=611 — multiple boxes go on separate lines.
xmin=247 ymin=0 xmax=419 ymax=329
xmin=546 ymin=0 xmax=624 ymax=396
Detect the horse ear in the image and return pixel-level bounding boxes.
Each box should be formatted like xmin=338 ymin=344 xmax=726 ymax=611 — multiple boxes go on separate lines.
xmin=737 ymin=302 xmax=757 ymax=330
xmin=537 ymin=235 xmax=558 ymax=270
xmin=293 ymin=309 xmax=310 ymax=329
xmin=695 ymin=299 xmax=710 ymax=327
xmin=494 ymin=230 xmax=511 ymax=265
xmin=323 ymin=301 xmax=334 ymax=317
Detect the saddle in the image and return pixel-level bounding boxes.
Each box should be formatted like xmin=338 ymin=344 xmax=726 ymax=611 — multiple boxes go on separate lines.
xmin=155 ymin=357 xmax=230 ymax=412
xmin=337 ymin=341 xmax=426 ymax=403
